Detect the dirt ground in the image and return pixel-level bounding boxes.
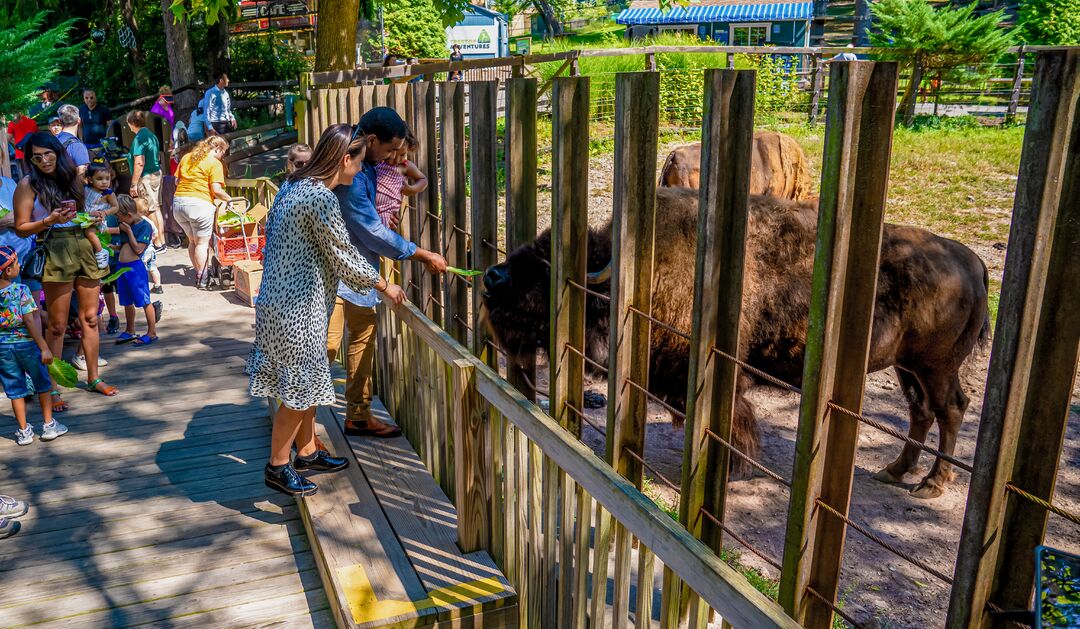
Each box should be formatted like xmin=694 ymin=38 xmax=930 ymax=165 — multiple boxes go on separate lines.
xmin=523 ymin=132 xmax=1080 ymax=628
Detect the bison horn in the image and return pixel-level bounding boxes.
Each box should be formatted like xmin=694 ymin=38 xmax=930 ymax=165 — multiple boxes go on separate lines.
xmin=586 ymin=261 xmax=612 ymax=284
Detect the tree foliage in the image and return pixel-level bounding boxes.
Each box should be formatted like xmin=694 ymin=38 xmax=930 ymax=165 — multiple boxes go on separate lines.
xmin=869 ymin=0 xmax=1013 ymax=124
xmin=231 ymin=32 xmax=312 ymax=81
xmin=1018 ymin=0 xmax=1080 ymax=46
xmin=0 ymin=12 xmax=84 ymax=118
xmin=384 ymin=0 xmax=448 ymax=59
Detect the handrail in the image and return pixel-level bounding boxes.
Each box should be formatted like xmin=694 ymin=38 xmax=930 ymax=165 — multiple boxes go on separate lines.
xmin=386 ymin=298 xmax=800 ymax=629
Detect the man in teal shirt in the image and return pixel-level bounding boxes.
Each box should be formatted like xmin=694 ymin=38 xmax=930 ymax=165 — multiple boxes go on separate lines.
xmin=126 ymin=110 xmax=165 ymax=250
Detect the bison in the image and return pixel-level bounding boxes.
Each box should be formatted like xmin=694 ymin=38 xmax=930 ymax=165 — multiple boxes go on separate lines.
xmin=481 ymin=187 xmax=989 ymax=499
xmin=659 ymin=131 xmax=815 ymax=201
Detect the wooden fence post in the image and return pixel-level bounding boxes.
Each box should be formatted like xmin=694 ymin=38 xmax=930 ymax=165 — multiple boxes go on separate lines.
xmin=809 ymin=53 xmax=824 ymax=124
xmin=505 ymin=78 xmax=539 ymax=401
xmin=409 ymin=82 xmax=442 ymax=320
xmin=549 ymin=75 xmax=590 ymax=628
xmin=470 ymin=81 xmax=500 ymax=365
xmin=1006 ymin=44 xmax=1027 ymax=123
xmin=947 ymin=49 xmax=1080 ymax=629
xmin=440 ymin=81 xmax=468 ymax=345
xmin=646 ymin=52 xmax=657 ymax=72
xmin=666 ymin=68 xmax=757 ymax=629
xmin=452 ymin=359 xmax=492 ymax=554
xmin=778 ymin=60 xmax=899 ymax=628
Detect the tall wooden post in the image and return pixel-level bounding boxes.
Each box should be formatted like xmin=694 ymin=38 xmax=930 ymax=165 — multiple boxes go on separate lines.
xmin=947 ymin=49 xmax=1080 ymax=629
xmin=548 ymin=75 xmax=590 ymax=628
xmin=664 ymin=68 xmax=757 ymax=629
xmin=505 ymin=78 xmax=539 ymax=402
xmin=1006 ymin=44 xmax=1027 ymax=124
xmin=409 ymin=82 xmax=442 ymax=322
xmin=779 ymin=61 xmax=899 ymax=629
xmin=809 ymin=53 xmax=824 ymax=124
xmin=470 ymin=81 xmax=499 ymax=365
xmin=440 ymin=81 xmax=468 ymax=344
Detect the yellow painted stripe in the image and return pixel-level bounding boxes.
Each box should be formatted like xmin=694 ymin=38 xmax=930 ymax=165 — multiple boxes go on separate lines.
xmin=337 ymin=563 xmax=508 ymax=624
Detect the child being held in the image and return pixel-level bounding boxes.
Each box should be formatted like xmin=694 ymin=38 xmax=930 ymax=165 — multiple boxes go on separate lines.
xmin=0 ymin=246 xmax=65 ymax=446
xmin=112 ymin=195 xmax=158 ymax=346
xmin=374 ymin=129 xmax=428 ymax=230
xmin=84 ymin=162 xmax=118 ymax=269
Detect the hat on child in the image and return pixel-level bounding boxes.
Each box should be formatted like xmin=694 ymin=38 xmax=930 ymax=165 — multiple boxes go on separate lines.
xmin=0 ymin=246 xmax=17 ymax=273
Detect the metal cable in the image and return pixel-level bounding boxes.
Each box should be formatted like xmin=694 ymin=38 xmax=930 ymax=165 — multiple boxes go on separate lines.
xmin=814 ymin=499 xmax=954 ymax=585
xmin=565 ymin=278 xmax=612 ymax=302
xmin=426 ymin=211 xmax=443 ymax=223
xmin=622 ymin=446 xmax=681 ymax=495
xmin=562 ymin=342 xmax=609 ymax=375
xmin=1005 ymin=483 xmax=1080 ymax=526
xmin=623 ymin=378 xmax=687 ymax=421
xmin=453 ymin=315 xmax=473 ymax=332
xmin=709 ymin=346 xmax=803 ymax=395
xmin=564 ymin=400 xmax=606 ymax=436
xmin=697 ymin=507 xmax=782 ymax=571
xmin=804 ymin=585 xmax=864 ymax=628
xmin=702 ymin=429 xmax=791 ymax=488
xmin=626 ymin=305 xmax=692 ymax=341
xmin=481 ymin=239 xmax=507 ymax=256
xmin=826 ymin=402 xmax=974 ymax=474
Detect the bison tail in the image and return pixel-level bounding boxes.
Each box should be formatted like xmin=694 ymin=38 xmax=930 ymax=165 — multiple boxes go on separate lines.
xmin=978 ymin=263 xmax=992 ymax=351
xmin=658 ymin=150 xmax=677 ymax=188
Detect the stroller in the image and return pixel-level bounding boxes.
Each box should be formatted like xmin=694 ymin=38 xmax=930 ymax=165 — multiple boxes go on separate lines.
xmin=205 ymin=197 xmax=265 ymax=289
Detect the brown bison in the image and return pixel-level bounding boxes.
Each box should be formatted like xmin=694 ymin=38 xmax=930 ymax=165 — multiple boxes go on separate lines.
xmin=481 ymin=187 xmax=989 ymax=499
xmin=660 ymin=131 xmax=815 ymax=201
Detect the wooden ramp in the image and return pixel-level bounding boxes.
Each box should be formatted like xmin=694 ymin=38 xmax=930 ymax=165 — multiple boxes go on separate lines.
xmin=300 ymin=398 xmax=517 ymax=628
xmin=0 ymin=251 xmax=332 ymax=629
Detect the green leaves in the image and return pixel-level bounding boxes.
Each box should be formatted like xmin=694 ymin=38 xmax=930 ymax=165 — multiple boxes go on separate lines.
xmin=102 ymin=267 xmax=133 ymax=285
xmin=72 ymin=213 xmax=98 ymax=229
xmin=869 ymin=0 xmax=1014 ymax=70
xmin=447 ymin=266 xmax=483 ymax=277
xmin=1019 ymin=0 xmax=1080 ymax=46
xmin=0 ymin=12 xmax=83 ymax=119
xmin=48 ymin=359 xmax=79 ymax=389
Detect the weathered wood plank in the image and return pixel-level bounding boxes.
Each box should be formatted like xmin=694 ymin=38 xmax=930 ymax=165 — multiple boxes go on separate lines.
xmin=440 ymin=81 xmax=467 ymax=345
xmin=779 ymin=60 xmax=898 ymax=629
xmin=948 ymin=49 xmax=1080 ymax=628
xmin=469 ymin=80 xmax=499 ymax=367
xmin=452 ymin=360 xmax=491 ymax=553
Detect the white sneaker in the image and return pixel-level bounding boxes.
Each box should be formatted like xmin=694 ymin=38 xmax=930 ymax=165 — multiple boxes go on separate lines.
xmin=14 ymin=425 xmax=34 ymax=446
xmin=40 ymin=420 xmax=68 ymax=441
xmin=72 ymin=355 xmax=108 ymax=371
xmin=95 ymin=248 xmax=109 ymax=269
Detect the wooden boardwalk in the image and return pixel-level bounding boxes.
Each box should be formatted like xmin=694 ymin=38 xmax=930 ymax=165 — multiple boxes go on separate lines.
xmin=0 ymin=250 xmax=333 ymax=629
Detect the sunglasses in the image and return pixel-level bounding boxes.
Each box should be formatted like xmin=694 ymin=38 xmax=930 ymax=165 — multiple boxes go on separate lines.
xmin=30 ymin=151 xmax=57 ymax=165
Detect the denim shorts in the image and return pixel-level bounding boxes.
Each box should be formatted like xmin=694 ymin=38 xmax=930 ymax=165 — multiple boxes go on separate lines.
xmin=0 ymin=342 xmax=52 ymax=399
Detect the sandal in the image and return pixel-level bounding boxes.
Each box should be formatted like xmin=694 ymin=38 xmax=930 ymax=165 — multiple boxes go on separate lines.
xmin=133 ymin=335 xmax=158 ymax=346
xmin=86 ymin=378 xmax=119 ymax=397
xmin=343 ymin=421 xmax=402 ymax=439
xmin=50 ymin=390 xmax=68 ymax=413
xmin=115 ymin=332 xmax=138 ymax=345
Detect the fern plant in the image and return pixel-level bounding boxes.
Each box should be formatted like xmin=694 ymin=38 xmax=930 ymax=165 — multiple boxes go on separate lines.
xmin=0 ymin=12 xmax=83 ymax=119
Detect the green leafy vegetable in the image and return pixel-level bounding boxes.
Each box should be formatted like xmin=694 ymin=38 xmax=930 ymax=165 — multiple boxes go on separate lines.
xmin=72 ymin=212 xmax=98 ymax=228
xmin=217 ymin=209 xmax=252 ymax=228
xmin=447 ymin=266 xmax=483 ymax=277
xmin=48 ymin=359 xmax=79 ymax=388
xmin=99 ymin=231 xmax=112 ymax=247
xmin=0 ymin=207 xmax=10 ymax=221
xmin=101 ymin=267 xmax=133 ymax=284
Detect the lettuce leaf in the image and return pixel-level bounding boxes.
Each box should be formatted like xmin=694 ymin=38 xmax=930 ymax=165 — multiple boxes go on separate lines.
xmin=48 ymin=359 xmax=79 ymax=388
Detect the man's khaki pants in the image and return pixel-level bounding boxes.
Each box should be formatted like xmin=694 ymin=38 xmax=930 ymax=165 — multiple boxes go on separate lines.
xmin=326 ymin=297 xmax=378 ymax=423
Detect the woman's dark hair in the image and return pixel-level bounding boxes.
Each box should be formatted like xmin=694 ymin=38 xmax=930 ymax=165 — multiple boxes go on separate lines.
xmin=23 ymin=132 xmax=85 ymax=212
xmin=288 ymin=124 xmax=366 ymax=184
xmin=358 ymin=107 xmax=407 ymax=143
xmin=126 ymin=110 xmax=147 ymax=127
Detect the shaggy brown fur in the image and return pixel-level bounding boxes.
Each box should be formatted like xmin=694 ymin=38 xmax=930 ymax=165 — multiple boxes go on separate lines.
xmin=659 ymin=131 xmax=815 ymax=201
xmin=481 ymin=187 xmax=989 ymax=499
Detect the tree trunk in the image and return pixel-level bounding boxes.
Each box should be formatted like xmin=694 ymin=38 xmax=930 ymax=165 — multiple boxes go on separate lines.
xmin=160 ymin=0 xmax=198 ymax=115
xmin=316 ymin=0 xmax=361 ymax=73
xmin=532 ymin=0 xmax=562 ymax=38
xmin=207 ymin=17 xmax=232 ymax=80
xmin=900 ymin=55 xmax=924 ymax=126
xmin=120 ymin=0 xmax=151 ymax=95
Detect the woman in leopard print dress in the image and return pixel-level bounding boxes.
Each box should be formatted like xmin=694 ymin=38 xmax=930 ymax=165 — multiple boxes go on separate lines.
xmin=247 ymin=124 xmax=406 ymax=497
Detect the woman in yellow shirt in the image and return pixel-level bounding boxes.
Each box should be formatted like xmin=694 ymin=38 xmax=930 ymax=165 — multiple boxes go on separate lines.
xmin=173 ymin=135 xmax=231 ymax=289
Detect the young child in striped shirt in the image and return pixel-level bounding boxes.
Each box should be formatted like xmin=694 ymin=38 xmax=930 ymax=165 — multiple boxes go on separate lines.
xmin=374 ymin=130 xmax=428 ymax=230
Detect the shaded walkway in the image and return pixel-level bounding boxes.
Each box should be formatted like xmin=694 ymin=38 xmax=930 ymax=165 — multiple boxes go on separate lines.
xmin=0 ymin=250 xmax=332 ymax=628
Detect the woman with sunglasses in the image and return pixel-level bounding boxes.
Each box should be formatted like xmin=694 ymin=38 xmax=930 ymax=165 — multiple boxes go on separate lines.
xmin=247 ymin=123 xmax=405 ymax=496
xmin=13 ymin=132 xmax=118 ymax=406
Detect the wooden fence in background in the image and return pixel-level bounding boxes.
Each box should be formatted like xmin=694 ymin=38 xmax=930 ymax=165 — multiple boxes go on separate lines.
xmin=303 ymin=48 xmax=1080 ymax=628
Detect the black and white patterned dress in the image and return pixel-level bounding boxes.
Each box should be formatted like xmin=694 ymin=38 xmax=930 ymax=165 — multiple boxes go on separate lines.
xmin=246 ymin=177 xmax=380 ymax=410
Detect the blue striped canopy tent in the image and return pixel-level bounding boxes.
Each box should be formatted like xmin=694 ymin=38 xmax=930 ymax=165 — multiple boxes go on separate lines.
xmin=615 ymin=1 xmax=812 ymax=25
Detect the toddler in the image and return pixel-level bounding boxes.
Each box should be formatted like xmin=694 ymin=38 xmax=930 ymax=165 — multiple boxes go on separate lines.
xmin=0 ymin=246 xmax=65 ymax=446
xmin=374 ymin=129 xmax=428 ymax=230
xmin=112 ymin=196 xmax=158 ymax=346
xmin=83 ymin=162 xmax=117 ymax=269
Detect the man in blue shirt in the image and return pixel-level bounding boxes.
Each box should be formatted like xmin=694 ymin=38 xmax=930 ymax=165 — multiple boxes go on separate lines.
xmin=204 ymin=73 xmax=236 ymax=135
xmin=55 ymin=105 xmax=90 ymax=177
xmin=330 ymin=107 xmax=447 ymax=437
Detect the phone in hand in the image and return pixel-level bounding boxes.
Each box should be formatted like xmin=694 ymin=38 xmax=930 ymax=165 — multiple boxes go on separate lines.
xmin=61 ymin=200 xmax=77 ymax=216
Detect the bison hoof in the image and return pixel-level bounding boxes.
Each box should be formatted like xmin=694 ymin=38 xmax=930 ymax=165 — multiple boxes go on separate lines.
xmin=583 ymin=390 xmax=607 ymax=409
xmin=872 ymin=468 xmax=905 ymax=485
xmin=910 ymin=480 xmax=945 ymax=500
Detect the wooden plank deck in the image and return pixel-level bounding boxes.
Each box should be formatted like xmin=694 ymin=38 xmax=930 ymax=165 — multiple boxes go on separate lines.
xmin=0 ymin=251 xmax=332 ymax=629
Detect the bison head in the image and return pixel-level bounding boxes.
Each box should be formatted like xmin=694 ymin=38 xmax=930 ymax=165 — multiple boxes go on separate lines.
xmin=481 ymin=226 xmax=615 ymax=372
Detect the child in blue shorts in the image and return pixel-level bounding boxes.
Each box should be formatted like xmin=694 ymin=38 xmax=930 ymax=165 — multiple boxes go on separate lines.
xmin=0 ymin=246 xmax=66 ymax=446
xmin=113 ymin=196 xmax=159 ymax=346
